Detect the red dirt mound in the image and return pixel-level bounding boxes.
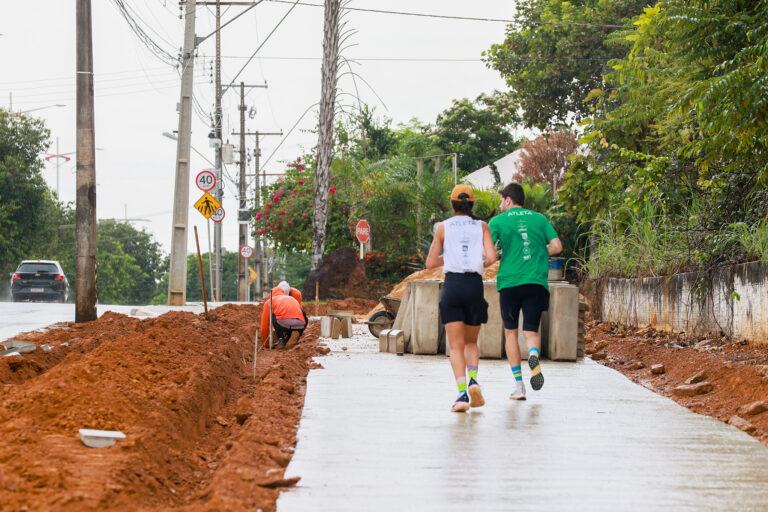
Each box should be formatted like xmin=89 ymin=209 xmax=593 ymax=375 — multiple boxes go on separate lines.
xmin=586 ymin=322 xmax=768 ymax=445
xmin=0 ymin=304 xmax=325 ymax=511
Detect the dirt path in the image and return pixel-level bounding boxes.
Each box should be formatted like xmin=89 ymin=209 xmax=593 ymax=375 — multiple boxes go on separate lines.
xmin=0 ymin=300 xmax=371 ymax=511
xmin=585 ymin=321 xmax=768 ymax=444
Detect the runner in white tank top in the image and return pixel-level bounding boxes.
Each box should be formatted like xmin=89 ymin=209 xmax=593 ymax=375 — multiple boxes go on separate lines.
xmin=443 ymin=215 xmax=485 ymax=275
xmin=426 ymin=184 xmax=497 ymax=412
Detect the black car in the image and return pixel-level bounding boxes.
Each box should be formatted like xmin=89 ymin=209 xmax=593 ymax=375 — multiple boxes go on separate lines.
xmin=10 ymin=260 xmax=70 ymax=303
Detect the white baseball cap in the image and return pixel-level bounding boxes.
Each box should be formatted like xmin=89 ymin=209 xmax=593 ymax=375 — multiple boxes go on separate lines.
xmin=278 ymin=281 xmax=290 ymax=295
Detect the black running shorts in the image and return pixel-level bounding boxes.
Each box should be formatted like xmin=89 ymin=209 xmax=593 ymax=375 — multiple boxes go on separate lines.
xmin=499 ymin=284 xmax=549 ymax=332
xmin=439 ymin=272 xmax=488 ymax=326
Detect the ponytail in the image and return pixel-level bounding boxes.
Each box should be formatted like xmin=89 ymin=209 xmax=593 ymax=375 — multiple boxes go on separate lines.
xmin=451 ymin=193 xmax=479 ymax=220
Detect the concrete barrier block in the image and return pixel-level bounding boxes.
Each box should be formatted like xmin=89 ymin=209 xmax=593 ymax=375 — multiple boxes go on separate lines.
xmin=393 ymin=283 xmax=413 ymax=352
xmin=330 ymin=318 xmax=342 ymax=340
xmin=410 ymin=280 xmax=442 ymax=355
xmin=548 ymin=283 xmax=579 ymax=361
xmin=341 ymin=317 xmax=353 ymax=338
xmin=320 ymin=316 xmax=332 ymax=337
xmin=478 ymin=281 xmax=504 ymax=359
xmin=379 ymin=329 xmax=392 ymax=352
xmin=388 ymin=329 xmax=404 ymax=353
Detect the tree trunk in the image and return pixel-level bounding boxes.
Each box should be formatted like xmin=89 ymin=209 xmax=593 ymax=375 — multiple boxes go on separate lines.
xmin=311 ymin=0 xmax=341 ymax=271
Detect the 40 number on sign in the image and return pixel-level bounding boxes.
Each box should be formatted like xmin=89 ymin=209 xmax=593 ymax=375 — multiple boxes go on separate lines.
xmin=195 ymin=170 xmax=216 ymax=192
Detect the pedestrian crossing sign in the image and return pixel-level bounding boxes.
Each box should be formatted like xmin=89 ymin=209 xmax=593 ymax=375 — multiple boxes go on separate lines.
xmin=194 ymin=192 xmax=222 ymax=219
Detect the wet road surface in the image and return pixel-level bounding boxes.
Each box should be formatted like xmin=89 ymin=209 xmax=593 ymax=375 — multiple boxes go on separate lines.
xmin=279 ymin=327 xmax=768 ymax=511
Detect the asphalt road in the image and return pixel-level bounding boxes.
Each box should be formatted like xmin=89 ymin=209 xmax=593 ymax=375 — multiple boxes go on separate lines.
xmin=0 ymin=301 xmax=214 ymax=340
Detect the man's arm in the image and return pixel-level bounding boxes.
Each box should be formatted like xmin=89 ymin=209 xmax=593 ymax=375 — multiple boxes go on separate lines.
xmin=425 ymin=223 xmax=445 ymax=269
xmin=548 ymin=237 xmax=563 ymax=256
xmin=481 ymin=223 xmax=498 ymax=267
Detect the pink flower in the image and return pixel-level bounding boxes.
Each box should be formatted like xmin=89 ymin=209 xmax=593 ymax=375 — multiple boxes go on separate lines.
xmin=291 ymin=190 xmax=296 ymax=195
xmin=278 ymin=188 xmax=284 ymax=195
xmin=287 ymin=220 xmax=292 ymax=226
xmin=297 ymin=157 xmax=301 ymax=162
xmin=297 ymin=180 xmax=305 ymax=185
xmin=302 ymin=213 xmax=307 ymax=219
xmin=279 ymin=211 xmax=285 ymax=216
xmin=298 ymin=164 xmax=305 ymax=171
xmin=329 ymin=187 xmax=337 ymax=195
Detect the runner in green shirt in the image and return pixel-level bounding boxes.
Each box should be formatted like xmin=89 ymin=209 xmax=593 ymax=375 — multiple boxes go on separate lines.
xmin=489 ymin=182 xmax=562 ymax=400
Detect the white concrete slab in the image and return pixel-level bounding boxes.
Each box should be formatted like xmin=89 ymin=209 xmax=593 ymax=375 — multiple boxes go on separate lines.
xmin=279 ymin=331 xmax=768 ymax=511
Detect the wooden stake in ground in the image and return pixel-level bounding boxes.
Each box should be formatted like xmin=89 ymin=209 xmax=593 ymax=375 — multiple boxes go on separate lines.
xmin=193 ymin=226 xmax=209 ymax=319
xmin=253 ymin=328 xmax=259 ymax=378
xmin=310 ymin=0 xmax=341 ymax=271
xmin=315 ymin=281 xmax=320 ymax=317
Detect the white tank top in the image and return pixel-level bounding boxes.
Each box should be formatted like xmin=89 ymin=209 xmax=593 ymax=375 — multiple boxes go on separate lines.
xmin=442 ymin=215 xmax=484 ymax=275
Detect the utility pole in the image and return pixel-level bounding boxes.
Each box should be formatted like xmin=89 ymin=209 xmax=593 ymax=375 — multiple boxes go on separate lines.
xmin=238 ymin=82 xmax=246 ymax=301
xmin=75 ymin=0 xmax=97 ymax=322
xmin=232 ymin=123 xmax=279 ymax=300
xmin=212 ymin=0 xmax=223 ymax=302
xmin=167 ymin=0 xmax=197 ymax=305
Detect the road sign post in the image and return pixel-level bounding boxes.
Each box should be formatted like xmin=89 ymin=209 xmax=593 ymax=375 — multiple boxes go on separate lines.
xmin=355 ymin=219 xmax=370 ymax=260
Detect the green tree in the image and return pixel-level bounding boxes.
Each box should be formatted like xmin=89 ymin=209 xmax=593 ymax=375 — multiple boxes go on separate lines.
xmin=0 ymin=110 xmax=53 ymax=272
xmin=434 ymin=91 xmax=521 ymax=172
xmin=484 ymin=0 xmax=646 ymax=129
xmin=97 ymin=221 xmax=165 ymax=304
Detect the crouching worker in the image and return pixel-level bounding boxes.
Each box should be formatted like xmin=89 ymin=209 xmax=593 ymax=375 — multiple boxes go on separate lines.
xmin=260 ymin=281 xmax=308 ymax=347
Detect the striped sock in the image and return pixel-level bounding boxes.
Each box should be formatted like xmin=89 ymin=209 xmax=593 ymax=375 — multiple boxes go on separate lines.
xmin=467 ymin=365 xmax=478 ymax=381
xmin=456 ymin=376 xmax=467 ymax=393
xmin=529 ymin=347 xmax=540 ymax=359
xmin=511 ymin=365 xmax=523 ymax=382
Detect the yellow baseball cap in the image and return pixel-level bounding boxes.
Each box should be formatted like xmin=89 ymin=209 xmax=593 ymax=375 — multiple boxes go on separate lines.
xmin=450 ymin=184 xmax=475 ymax=202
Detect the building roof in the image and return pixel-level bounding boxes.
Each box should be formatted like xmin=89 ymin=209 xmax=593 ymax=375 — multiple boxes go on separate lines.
xmin=461 ymin=148 xmax=525 ymax=190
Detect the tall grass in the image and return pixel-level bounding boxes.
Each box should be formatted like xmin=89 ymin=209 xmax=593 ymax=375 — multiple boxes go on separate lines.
xmin=732 ymin=217 xmax=768 ymax=263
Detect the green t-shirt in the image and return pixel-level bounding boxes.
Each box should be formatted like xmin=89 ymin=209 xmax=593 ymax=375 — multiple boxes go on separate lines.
xmin=489 ymin=208 xmax=558 ymax=290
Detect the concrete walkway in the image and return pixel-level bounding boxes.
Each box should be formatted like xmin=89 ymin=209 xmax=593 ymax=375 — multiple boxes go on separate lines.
xmin=278 ymin=327 xmax=768 ymax=511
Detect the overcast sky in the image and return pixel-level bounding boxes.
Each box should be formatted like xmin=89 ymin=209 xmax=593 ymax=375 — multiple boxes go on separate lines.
xmin=2 ymin=1 xmax=513 ymax=254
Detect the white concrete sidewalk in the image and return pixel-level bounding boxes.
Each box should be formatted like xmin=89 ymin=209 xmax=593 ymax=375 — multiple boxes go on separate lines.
xmin=278 ymin=328 xmax=768 ymax=511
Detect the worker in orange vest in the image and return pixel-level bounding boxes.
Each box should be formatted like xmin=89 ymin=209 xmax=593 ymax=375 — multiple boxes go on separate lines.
xmin=260 ymin=281 xmax=308 ymax=347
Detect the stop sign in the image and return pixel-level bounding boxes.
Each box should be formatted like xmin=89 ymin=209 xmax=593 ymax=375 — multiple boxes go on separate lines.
xmin=355 ymin=219 xmax=370 ymax=244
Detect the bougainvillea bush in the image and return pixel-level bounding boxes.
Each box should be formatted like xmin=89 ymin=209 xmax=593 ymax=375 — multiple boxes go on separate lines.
xmin=251 ymin=157 xmax=354 ymax=253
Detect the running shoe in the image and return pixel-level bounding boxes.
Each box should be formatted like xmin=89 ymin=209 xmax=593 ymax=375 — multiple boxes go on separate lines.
xmin=528 ymin=353 xmax=544 ymax=391
xmin=509 ymin=381 xmax=527 ymax=401
xmin=468 ymin=378 xmax=485 ymax=407
xmin=451 ymin=391 xmax=470 ymax=413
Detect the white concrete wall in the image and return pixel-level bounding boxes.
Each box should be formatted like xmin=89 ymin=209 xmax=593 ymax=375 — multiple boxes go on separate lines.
xmin=598 ymin=262 xmax=768 ymax=343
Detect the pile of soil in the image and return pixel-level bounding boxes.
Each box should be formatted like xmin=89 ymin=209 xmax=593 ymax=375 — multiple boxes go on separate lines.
xmin=0 ymin=305 xmax=327 ymax=511
xmin=306 ymin=298 xmax=379 ymax=317
xmin=586 ymin=322 xmax=768 ymax=444
xmin=303 ymin=247 xmax=371 ymax=300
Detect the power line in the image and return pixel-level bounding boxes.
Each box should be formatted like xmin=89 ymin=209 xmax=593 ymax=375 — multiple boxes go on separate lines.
xmin=223 ymin=0 xmax=301 ymax=93
xmin=263 ymin=0 xmax=625 ymax=29
xmin=108 ymin=0 xmax=179 ymax=66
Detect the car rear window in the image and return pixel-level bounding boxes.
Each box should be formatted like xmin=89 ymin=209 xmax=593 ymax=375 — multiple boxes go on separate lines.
xmin=17 ymin=263 xmax=59 ymax=274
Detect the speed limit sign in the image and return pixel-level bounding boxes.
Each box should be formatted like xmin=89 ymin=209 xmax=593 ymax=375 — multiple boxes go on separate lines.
xmin=210 ymin=207 xmax=225 ymax=223
xmin=240 ymin=245 xmax=254 ymax=259
xmin=195 ymin=169 xmax=216 ymax=192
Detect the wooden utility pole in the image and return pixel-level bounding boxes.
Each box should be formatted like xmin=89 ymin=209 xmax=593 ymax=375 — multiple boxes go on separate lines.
xmin=75 ymin=0 xmax=97 ymax=322
xmin=167 ymin=0 xmax=197 ymax=305
xmin=311 ymin=0 xmax=341 ymax=271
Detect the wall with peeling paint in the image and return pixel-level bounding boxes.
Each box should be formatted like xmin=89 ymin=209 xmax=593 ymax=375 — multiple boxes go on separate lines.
xmin=597 ymin=262 xmax=768 ymax=343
